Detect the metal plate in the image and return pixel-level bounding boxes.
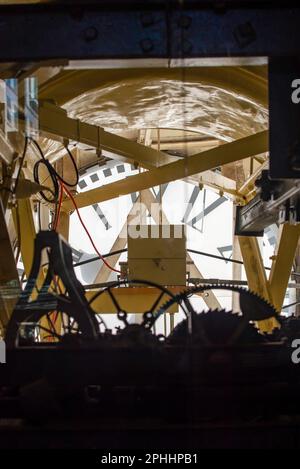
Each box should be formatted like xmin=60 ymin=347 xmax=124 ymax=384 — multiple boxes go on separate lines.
xmin=0 ymin=5 xmax=300 ymax=61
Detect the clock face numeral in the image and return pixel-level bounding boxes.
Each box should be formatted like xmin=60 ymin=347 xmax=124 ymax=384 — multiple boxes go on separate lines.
xmin=182 ymin=188 xmax=227 ymax=231
xmin=182 ymin=186 xmax=201 ymax=224
xmin=131 ymin=193 xmax=138 ymax=204
xmin=92 ymin=204 xmax=112 ymax=230
xmin=265 ymin=225 xmax=278 ymax=247
xmin=153 ymin=184 xmax=168 ymax=202
xmin=217 ymin=245 xmax=233 ymax=263
xmin=72 ymin=247 xmax=84 ymax=264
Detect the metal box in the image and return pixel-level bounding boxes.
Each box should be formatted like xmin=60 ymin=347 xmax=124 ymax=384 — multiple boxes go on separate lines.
xmin=127 ymin=225 xmax=186 ymax=286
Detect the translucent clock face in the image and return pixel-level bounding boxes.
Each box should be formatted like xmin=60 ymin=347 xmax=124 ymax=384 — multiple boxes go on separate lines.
xmin=61 ymin=73 xmax=282 ymax=331
xmin=69 ymin=160 xmax=281 ymax=333
xmin=70 ymin=162 xmax=232 ymax=283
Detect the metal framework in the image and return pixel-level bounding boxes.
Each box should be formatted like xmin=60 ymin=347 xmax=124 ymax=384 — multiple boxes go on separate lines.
xmin=0 ymin=1 xmax=298 ymax=331
xmin=62 ymin=131 xmax=267 ymax=210
xmin=0 ymin=3 xmax=299 ymax=61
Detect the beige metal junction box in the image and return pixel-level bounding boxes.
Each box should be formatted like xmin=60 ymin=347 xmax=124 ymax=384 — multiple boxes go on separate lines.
xmin=127 ymin=225 xmax=186 ymax=286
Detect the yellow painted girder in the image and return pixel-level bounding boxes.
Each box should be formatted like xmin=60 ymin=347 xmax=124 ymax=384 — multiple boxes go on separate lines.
xmin=239 ymin=226 xmax=300 ymax=332
xmin=63 ymin=130 xmax=268 ymax=210
xmin=238 ymin=236 xmax=278 ymax=333
xmin=0 ymin=129 xmax=16 ymax=165
xmin=38 ymin=101 xmax=174 ymax=169
xmin=87 ymin=286 xmax=201 ymax=315
xmin=12 ymin=199 xmax=44 ymax=299
xmin=0 ymin=201 xmax=20 ymax=328
xmin=12 ymin=198 xmax=36 ymax=279
xmin=239 ymin=237 xmax=270 ymax=300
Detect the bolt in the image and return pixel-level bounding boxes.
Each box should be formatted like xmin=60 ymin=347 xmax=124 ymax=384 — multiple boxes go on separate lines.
xmin=234 ymin=22 xmax=257 ymax=48
xmin=140 ymin=38 xmax=154 ymax=53
xmin=84 ymin=27 xmax=98 ymax=42
xmin=177 ymin=15 xmax=192 ymax=29
xmin=181 ymin=39 xmax=193 ymax=55
xmin=140 ymin=12 xmax=154 ymax=28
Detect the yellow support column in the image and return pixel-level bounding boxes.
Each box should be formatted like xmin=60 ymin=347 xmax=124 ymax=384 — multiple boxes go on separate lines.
xmin=13 ymin=198 xmax=36 ymax=279
xmin=239 ymin=237 xmax=270 ymax=299
xmin=238 ymin=236 xmax=276 ymax=332
xmin=0 ymin=201 xmax=20 ymax=331
xmin=268 ymin=224 xmax=300 ymax=312
xmin=56 ymin=210 xmax=70 ymax=241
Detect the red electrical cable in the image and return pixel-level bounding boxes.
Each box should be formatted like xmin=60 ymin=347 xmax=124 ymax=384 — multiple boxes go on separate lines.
xmin=59 ymin=182 xmax=121 ymax=274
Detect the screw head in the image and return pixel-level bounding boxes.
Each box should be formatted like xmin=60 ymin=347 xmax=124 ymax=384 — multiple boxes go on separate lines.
xmin=84 ymin=27 xmax=98 ymax=42
xmin=140 ymin=38 xmax=154 ymax=53
xmin=140 ymin=12 xmax=154 ymax=28
xmin=234 ymin=22 xmax=256 ymax=48
xmin=178 ymin=15 xmax=192 ymax=29
xmin=181 ymin=39 xmax=193 ymax=55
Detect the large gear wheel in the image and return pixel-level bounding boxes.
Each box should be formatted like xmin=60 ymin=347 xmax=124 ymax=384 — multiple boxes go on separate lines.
xmin=153 ymin=284 xmax=281 ymax=345
xmin=168 ymin=309 xmax=267 ymax=346
xmin=88 ymin=279 xmax=177 ymax=330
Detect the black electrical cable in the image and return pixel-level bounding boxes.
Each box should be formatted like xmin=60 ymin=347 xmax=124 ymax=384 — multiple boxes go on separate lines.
xmin=72 ymin=246 xmax=300 ymax=280
xmin=187 ymin=248 xmax=271 ymax=271
xmin=73 ymin=249 xmax=127 ymax=268
xmin=187 ymin=248 xmax=300 ymax=277
xmin=71 ymin=248 xmax=256 ymax=269
xmin=31 ymin=138 xmax=79 ymax=204
xmin=32 ymin=138 xmax=79 ymax=187
xmin=282 ymin=301 xmax=300 ymax=310
xmin=33 ymin=158 xmax=59 ymax=203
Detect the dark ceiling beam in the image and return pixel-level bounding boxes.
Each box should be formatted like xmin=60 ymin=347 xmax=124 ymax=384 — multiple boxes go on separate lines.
xmin=0 ymin=4 xmax=299 ymax=61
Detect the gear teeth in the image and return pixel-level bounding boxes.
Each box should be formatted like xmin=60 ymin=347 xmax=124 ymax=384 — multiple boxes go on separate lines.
xmin=168 ymin=306 xmax=266 ymax=345
xmin=155 ymin=283 xmax=278 ymax=324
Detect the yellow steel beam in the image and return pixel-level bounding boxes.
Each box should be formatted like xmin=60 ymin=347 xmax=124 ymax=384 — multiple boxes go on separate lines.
xmin=55 ymin=153 xmax=76 ymax=240
xmin=268 ymin=224 xmax=300 ymax=312
xmin=0 ymin=201 xmax=20 ymax=329
xmin=12 ymin=198 xmax=36 ymax=279
xmin=239 ymin=225 xmax=300 ymax=330
xmin=239 ymin=237 xmax=270 ymax=300
xmin=86 ymin=287 xmax=182 ymax=314
xmin=238 ymin=235 xmax=285 ymax=333
xmin=187 ymin=171 xmax=238 ymax=201
xmin=86 ymin=285 xmax=213 ymax=315
xmin=38 ymin=101 xmax=174 ymax=169
xmin=0 ymin=129 xmax=16 ymax=165
xmin=238 ymin=236 xmax=279 ymax=332
xmin=63 ymin=130 xmax=268 ymax=211
xmin=238 ymin=160 xmax=269 ymax=199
